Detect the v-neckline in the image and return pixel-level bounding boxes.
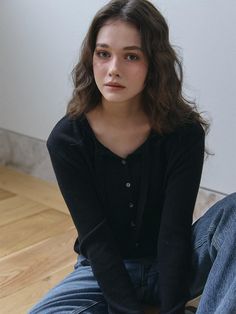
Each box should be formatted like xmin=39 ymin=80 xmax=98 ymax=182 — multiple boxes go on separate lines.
xmin=82 ymin=113 xmax=153 ymax=160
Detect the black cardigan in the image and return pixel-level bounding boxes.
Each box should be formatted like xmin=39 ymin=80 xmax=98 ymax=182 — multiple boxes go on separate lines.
xmin=46 ymin=113 xmax=205 ymax=314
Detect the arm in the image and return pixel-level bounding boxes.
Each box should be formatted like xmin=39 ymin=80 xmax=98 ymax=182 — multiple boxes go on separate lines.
xmin=47 ymin=127 xmax=144 ymax=314
xmin=158 ymin=123 xmax=205 ymax=314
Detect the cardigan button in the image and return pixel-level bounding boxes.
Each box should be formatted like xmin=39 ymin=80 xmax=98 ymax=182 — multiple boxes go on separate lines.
xmin=130 ymin=220 xmax=136 ymax=228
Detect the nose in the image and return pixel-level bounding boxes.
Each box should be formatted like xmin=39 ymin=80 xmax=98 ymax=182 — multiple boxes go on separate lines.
xmin=108 ymin=57 xmax=121 ymax=77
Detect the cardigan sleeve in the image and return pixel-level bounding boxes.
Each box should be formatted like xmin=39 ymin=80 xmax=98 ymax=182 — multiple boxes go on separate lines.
xmin=158 ymin=122 xmax=205 ymax=314
xmin=46 ymin=124 xmax=145 ymax=314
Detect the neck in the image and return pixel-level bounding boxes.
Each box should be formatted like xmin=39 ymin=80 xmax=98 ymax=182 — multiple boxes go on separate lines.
xmin=98 ymin=97 xmax=148 ymax=128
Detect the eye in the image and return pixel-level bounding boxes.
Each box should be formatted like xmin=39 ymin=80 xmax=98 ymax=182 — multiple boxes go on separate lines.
xmin=95 ymin=50 xmax=110 ymax=59
xmin=126 ymin=54 xmax=139 ymax=61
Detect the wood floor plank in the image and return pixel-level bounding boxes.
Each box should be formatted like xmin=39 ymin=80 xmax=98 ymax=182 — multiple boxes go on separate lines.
xmin=0 ymin=264 xmax=75 ymax=314
xmin=187 ymin=296 xmax=201 ymax=307
xmin=0 ymin=195 xmax=50 ymax=227
xmin=0 ymin=188 xmax=16 ymax=201
xmin=0 ymin=228 xmax=77 ymax=298
xmin=0 ymin=166 xmax=67 ymax=214
xmin=0 ymin=209 xmax=74 ymax=257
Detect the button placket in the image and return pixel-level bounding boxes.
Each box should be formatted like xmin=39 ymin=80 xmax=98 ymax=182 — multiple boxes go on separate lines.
xmin=120 ymin=157 xmax=138 ymax=241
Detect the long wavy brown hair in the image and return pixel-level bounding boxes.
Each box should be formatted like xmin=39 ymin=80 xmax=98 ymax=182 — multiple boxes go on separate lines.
xmin=67 ymin=0 xmax=210 ymax=138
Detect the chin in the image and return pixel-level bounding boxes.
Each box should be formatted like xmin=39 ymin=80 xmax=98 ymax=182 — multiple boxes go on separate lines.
xmin=102 ymin=95 xmax=129 ymax=103
xmin=102 ymin=93 xmax=140 ymax=104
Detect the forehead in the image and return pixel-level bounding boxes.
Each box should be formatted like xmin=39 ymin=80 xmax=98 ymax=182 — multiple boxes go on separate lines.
xmin=96 ymin=19 xmax=141 ymax=47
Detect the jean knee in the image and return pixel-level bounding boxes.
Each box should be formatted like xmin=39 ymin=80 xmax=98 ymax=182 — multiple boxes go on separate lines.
xmin=209 ymin=193 xmax=236 ymax=220
xmin=227 ymin=192 xmax=236 ymax=207
xmin=221 ymin=193 xmax=236 ymax=221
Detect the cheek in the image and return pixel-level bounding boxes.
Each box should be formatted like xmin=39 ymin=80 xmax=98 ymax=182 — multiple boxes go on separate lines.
xmin=93 ymin=59 xmax=106 ymax=75
xmin=93 ymin=60 xmax=99 ymax=76
xmin=130 ymin=61 xmax=148 ymax=77
xmin=93 ymin=61 xmax=107 ymax=90
xmin=132 ymin=66 xmax=148 ymax=84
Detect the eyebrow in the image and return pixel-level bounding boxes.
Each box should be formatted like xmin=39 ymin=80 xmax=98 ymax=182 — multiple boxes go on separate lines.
xmin=95 ymin=43 xmax=143 ymax=51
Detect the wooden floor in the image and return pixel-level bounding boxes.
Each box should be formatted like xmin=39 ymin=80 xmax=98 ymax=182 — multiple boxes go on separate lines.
xmin=0 ymin=165 xmax=78 ymax=313
xmin=0 ymin=165 xmax=199 ymax=314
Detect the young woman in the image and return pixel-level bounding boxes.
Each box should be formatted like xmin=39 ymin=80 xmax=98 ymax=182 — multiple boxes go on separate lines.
xmin=29 ymin=1 xmax=236 ymax=313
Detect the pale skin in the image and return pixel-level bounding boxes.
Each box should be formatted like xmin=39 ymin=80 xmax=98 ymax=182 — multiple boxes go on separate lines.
xmin=86 ymin=19 xmax=152 ymax=159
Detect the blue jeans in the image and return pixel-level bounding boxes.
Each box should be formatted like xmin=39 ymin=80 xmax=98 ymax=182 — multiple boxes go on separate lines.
xmin=28 ymin=193 xmax=236 ymax=314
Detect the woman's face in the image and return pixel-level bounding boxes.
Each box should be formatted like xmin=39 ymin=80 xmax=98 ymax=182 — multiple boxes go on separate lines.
xmin=93 ymin=19 xmax=148 ymax=106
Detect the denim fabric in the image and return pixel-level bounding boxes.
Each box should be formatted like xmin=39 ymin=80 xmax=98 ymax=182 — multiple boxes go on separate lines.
xmin=28 ymin=193 xmax=236 ymax=314
xmin=190 ymin=192 xmax=236 ymax=314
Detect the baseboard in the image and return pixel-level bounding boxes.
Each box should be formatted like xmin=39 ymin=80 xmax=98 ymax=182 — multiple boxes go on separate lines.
xmin=0 ymin=128 xmax=56 ymax=182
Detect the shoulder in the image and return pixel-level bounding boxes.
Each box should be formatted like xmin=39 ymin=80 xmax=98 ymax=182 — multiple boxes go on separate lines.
xmin=162 ymin=121 xmax=205 ymax=159
xmin=46 ymin=114 xmax=88 ymax=153
xmin=166 ymin=121 xmax=205 ymax=146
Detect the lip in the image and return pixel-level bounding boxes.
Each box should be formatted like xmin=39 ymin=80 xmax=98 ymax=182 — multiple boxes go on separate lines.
xmin=104 ymin=82 xmax=125 ymax=88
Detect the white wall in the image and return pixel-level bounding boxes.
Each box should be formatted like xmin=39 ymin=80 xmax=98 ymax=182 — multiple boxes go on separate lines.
xmin=0 ymin=0 xmax=235 ymax=194
xmin=0 ymin=0 xmax=106 ymax=139
xmin=155 ymin=0 xmax=236 ymax=195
